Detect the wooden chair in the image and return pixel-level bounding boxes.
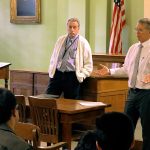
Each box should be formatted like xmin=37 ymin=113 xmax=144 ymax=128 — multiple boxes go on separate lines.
xmin=37 ymin=142 xmax=68 ymax=150
xmin=15 ymin=122 xmax=68 ymax=150
xmin=15 ymin=95 xmax=26 ymax=122
xmin=28 ymin=96 xmax=60 ymax=144
xmin=15 ymin=122 xmax=40 ymax=149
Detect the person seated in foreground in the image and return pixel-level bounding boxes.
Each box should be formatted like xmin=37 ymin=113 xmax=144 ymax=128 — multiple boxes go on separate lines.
xmin=0 ymin=88 xmax=33 ymax=150
xmin=75 ymin=112 xmax=134 ymax=150
xmin=0 ymin=145 xmax=8 ymax=150
xmin=96 ymin=112 xmax=134 ymax=150
xmin=74 ymin=130 xmax=97 ymax=150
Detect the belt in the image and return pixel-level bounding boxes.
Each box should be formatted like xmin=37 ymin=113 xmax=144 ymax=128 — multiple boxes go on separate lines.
xmin=130 ymin=88 xmax=150 ymax=92
xmin=56 ymin=69 xmax=75 ymax=74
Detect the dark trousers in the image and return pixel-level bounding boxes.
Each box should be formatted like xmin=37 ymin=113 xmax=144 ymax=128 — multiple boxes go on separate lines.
xmin=46 ymin=69 xmax=80 ymax=99
xmin=124 ymin=88 xmax=150 ymax=150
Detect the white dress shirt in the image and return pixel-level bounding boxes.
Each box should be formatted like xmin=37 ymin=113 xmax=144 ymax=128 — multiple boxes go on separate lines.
xmin=110 ymin=39 xmax=150 ymax=89
xmin=48 ymin=34 xmax=93 ymax=83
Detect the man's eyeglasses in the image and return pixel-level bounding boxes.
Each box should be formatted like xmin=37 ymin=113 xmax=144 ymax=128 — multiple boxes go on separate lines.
xmin=134 ymin=28 xmax=147 ymax=33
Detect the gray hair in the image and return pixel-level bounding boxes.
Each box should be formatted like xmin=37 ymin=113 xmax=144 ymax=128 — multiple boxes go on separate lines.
xmin=67 ymin=18 xmax=80 ymax=27
xmin=138 ymin=18 xmax=150 ymax=30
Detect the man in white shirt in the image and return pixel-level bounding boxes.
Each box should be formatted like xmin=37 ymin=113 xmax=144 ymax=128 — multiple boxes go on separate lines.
xmin=46 ymin=18 xmax=93 ymax=99
xmin=96 ymin=18 xmax=150 ymax=150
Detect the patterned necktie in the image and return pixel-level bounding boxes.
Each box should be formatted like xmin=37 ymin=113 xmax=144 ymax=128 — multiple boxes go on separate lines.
xmin=67 ymin=39 xmax=73 ymax=49
xmin=69 ymin=39 xmax=73 ymax=45
xmin=130 ymin=44 xmax=143 ymax=88
xmin=62 ymin=39 xmax=72 ymax=59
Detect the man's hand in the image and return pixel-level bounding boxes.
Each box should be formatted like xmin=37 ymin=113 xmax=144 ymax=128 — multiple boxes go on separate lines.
xmin=93 ymin=64 xmax=110 ymax=76
xmin=142 ymin=74 xmax=150 ymax=83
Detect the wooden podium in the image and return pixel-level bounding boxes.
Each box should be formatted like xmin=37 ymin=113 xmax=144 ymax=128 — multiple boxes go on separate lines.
xmin=80 ymin=54 xmax=128 ymax=112
xmin=0 ymin=62 xmax=11 ymax=88
xmin=81 ymin=75 xmax=128 ymax=112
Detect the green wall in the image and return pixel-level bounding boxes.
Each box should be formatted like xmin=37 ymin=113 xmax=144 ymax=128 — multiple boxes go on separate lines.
xmin=125 ymin=0 xmax=144 ymax=46
xmin=0 ymin=0 xmax=144 ymax=72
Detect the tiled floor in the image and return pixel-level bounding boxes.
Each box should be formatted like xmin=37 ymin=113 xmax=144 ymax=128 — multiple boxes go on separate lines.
xmin=71 ymin=141 xmax=78 ymax=150
xmin=135 ymin=119 xmax=142 ymax=140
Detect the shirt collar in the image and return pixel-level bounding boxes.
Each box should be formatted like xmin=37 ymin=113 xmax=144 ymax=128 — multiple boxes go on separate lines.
xmin=0 ymin=123 xmax=14 ymax=134
xmin=139 ymin=39 xmax=150 ymax=48
xmin=68 ymin=34 xmax=79 ymax=41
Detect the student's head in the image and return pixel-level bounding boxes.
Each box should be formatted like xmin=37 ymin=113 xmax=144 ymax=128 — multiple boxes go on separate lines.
xmin=96 ymin=112 xmax=134 ymax=150
xmin=67 ymin=17 xmax=80 ymax=38
xmin=0 ymin=88 xmax=19 ymax=125
xmin=75 ymin=130 xmax=97 ymax=150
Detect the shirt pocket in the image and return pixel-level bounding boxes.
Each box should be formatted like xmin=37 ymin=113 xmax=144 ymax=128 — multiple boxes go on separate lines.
xmin=69 ymin=48 xmax=77 ymax=59
xmin=143 ymin=56 xmax=150 ymax=74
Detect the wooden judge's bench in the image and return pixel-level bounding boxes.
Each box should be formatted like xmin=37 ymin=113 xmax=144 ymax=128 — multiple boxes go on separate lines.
xmin=10 ymin=54 xmax=128 ymax=112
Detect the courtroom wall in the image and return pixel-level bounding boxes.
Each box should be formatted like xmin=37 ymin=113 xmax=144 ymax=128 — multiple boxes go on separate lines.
xmin=144 ymin=0 xmax=150 ymax=18
xmin=0 ymin=0 xmax=143 ymax=71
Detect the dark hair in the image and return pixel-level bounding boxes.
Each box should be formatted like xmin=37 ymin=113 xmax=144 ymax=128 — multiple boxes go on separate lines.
xmin=96 ymin=112 xmax=134 ymax=150
xmin=74 ymin=130 xmax=97 ymax=150
xmin=0 ymin=88 xmax=17 ymax=124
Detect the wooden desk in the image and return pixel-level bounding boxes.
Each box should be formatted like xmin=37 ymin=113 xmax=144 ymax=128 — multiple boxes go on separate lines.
xmin=0 ymin=62 xmax=11 ymax=88
xmin=57 ymin=99 xmax=108 ymax=149
xmin=26 ymin=96 xmax=108 ymax=150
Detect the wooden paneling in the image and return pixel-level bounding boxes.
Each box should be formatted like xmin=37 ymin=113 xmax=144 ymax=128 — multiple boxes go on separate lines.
xmin=81 ymin=76 xmax=128 ymax=112
xmin=10 ymin=70 xmax=33 ymax=96
xmin=98 ymin=90 xmax=128 ymax=112
xmin=34 ymin=72 xmax=49 ymax=95
xmin=10 ymin=70 xmax=49 ymax=96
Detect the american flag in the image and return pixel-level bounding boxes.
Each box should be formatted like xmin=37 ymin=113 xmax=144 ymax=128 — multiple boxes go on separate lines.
xmin=109 ymin=0 xmax=126 ymax=54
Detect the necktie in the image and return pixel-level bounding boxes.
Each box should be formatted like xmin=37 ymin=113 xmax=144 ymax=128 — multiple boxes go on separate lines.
xmin=67 ymin=39 xmax=73 ymax=49
xmin=62 ymin=39 xmax=73 ymax=59
xmin=130 ymin=44 xmax=143 ymax=88
xmin=69 ymin=39 xmax=73 ymax=45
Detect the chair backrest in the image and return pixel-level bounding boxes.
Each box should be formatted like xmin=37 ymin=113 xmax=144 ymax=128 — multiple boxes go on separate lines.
xmin=15 ymin=95 xmax=26 ymax=122
xmin=28 ymin=96 xmax=59 ymax=144
xmin=15 ymin=122 xmax=40 ymax=149
xmin=15 ymin=122 xmax=68 ymax=150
